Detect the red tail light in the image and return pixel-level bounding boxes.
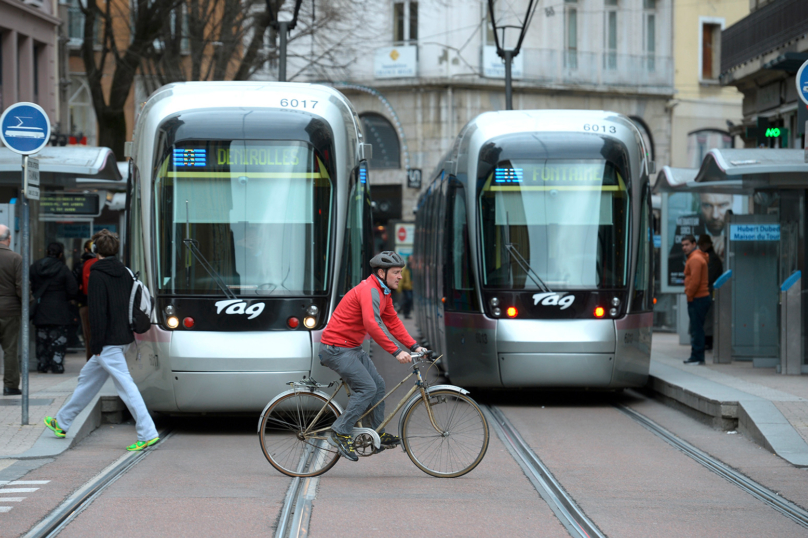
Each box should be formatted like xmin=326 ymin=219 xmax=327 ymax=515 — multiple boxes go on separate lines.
xmin=506 ymin=307 xmax=518 ymax=318
xmin=594 ymin=307 xmax=605 ymax=318
xmin=287 ymin=317 xmax=300 ymax=329
xmin=183 ymin=317 xmax=195 ymax=328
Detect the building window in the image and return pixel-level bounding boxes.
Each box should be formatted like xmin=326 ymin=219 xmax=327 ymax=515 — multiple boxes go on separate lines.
xmin=359 ymin=113 xmax=401 ymax=169
xmin=687 ymin=129 xmax=732 ymax=168
xmin=67 ymin=0 xmax=101 ymax=47
xmin=604 ymin=0 xmax=618 ymax=70
xmin=700 ymin=18 xmax=723 ymax=82
xmin=393 ymin=1 xmax=418 ymax=44
xmin=644 ymin=0 xmax=656 ymax=72
xmin=565 ymin=1 xmax=577 ymax=70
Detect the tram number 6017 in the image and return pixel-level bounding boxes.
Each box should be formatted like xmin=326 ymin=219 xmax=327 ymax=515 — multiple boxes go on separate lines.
xmin=584 ymin=124 xmax=617 ymax=134
xmin=280 ymin=98 xmax=318 ymax=109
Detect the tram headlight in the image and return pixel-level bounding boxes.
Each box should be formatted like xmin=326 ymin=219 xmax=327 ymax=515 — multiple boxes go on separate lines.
xmin=167 ymin=316 xmax=179 ymax=329
xmin=303 ymin=316 xmax=316 ymax=329
xmin=306 ymin=304 xmax=319 ymax=316
xmin=609 ymin=308 xmax=618 ymax=317
xmin=490 ymin=297 xmax=500 ymax=307
xmin=165 ymin=305 xmax=175 ymax=316
xmin=612 ymin=297 xmax=620 ymax=307
xmin=492 ymin=307 xmax=501 ymax=317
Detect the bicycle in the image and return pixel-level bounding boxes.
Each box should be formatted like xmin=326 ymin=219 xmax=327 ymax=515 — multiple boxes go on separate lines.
xmin=258 ymin=351 xmax=489 ymax=478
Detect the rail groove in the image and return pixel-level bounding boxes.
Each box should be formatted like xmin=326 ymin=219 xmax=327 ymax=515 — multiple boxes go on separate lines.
xmin=616 ymin=404 xmax=808 ymax=529
xmin=23 ymin=430 xmax=174 ymax=538
xmin=483 ymin=405 xmax=606 ymax=538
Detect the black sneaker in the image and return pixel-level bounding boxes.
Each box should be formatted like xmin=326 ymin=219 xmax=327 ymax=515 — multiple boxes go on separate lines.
xmin=379 ymin=432 xmax=401 ymax=449
xmin=683 ymin=358 xmax=705 ymax=365
xmin=330 ymin=431 xmax=358 ymax=462
xmin=3 ymin=387 xmax=21 ymax=396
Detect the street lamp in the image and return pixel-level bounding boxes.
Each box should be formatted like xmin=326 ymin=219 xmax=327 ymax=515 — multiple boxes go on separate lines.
xmin=486 ymin=0 xmax=539 ymax=110
xmin=266 ymin=0 xmax=304 ymax=82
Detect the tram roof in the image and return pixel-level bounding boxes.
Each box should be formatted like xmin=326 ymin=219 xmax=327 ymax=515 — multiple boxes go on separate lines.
xmin=0 ymin=147 xmax=122 ymax=186
xmin=654 ymin=149 xmax=808 ymax=195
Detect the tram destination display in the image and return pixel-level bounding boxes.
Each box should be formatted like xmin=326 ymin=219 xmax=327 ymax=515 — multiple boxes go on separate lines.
xmin=41 ymin=193 xmax=101 ymax=217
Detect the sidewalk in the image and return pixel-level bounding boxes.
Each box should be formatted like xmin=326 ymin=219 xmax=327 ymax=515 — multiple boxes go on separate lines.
xmin=650 ymin=332 xmax=808 ymax=467
xmin=0 ymin=352 xmax=116 ymax=461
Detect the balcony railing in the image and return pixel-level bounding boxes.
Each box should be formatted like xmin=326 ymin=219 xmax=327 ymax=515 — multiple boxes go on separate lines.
xmin=722 ymin=0 xmax=808 ymax=74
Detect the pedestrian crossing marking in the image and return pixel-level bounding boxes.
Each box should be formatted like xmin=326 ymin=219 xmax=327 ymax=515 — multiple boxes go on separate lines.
xmin=0 ymin=497 xmax=24 ymax=501
xmin=8 ymin=480 xmax=49 ymax=485
xmin=0 ymin=488 xmax=39 ymax=493
xmin=0 ymin=507 xmax=11 ymax=513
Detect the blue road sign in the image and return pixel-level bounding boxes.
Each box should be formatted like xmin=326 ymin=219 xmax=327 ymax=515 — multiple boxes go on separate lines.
xmin=797 ymin=60 xmax=808 ymax=106
xmin=0 ymin=102 xmax=51 ymax=155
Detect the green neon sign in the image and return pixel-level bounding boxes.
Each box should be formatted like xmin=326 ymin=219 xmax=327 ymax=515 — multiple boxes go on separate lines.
xmin=765 ymin=127 xmax=781 ymax=137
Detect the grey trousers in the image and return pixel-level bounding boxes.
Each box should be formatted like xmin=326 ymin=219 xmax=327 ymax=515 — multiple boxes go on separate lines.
xmin=319 ymin=344 xmax=386 ymax=436
xmin=57 ymin=344 xmax=158 ymax=442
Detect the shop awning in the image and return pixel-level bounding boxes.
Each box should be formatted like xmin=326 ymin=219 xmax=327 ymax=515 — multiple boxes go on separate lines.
xmin=0 ymin=147 xmax=122 ymax=187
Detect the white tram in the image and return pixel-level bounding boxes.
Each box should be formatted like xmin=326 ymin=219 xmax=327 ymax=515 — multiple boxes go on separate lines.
xmin=125 ymin=82 xmax=372 ymax=412
xmin=412 ymin=110 xmax=654 ymax=388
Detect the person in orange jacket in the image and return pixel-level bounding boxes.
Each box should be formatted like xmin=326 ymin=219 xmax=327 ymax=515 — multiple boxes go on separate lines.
xmin=681 ymin=234 xmax=710 ymax=365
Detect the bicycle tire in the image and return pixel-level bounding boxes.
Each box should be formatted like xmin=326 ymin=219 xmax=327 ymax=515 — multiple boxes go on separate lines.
xmin=401 ymin=390 xmax=489 ymax=478
xmin=259 ymin=391 xmax=341 ymax=477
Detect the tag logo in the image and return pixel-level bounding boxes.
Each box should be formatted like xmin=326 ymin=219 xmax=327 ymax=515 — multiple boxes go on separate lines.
xmin=532 ymin=292 xmax=575 ymax=310
xmin=215 ymin=299 xmax=265 ymax=320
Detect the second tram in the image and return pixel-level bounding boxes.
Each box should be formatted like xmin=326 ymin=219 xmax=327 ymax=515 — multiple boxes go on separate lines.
xmin=412 ymin=110 xmax=654 ymax=388
xmin=125 ymin=82 xmax=373 ymax=412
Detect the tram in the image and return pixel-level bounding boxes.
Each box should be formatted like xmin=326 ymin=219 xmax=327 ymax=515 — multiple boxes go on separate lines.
xmin=125 ymin=82 xmax=373 ymax=412
xmin=412 ymin=110 xmax=654 ymax=389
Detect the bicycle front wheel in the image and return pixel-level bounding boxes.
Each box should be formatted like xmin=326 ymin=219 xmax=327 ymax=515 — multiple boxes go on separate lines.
xmin=401 ymin=390 xmax=489 ymax=478
xmin=259 ymin=392 xmax=341 ymax=477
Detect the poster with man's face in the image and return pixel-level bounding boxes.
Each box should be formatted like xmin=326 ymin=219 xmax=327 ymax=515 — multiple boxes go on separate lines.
xmin=662 ymin=192 xmax=746 ymax=290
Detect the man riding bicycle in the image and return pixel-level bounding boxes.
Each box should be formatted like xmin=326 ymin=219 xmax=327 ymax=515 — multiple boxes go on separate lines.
xmin=319 ymin=251 xmax=426 ymax=461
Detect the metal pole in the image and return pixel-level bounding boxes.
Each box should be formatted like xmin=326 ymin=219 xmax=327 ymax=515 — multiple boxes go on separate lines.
xmin=278 ymin=20 xmax=288 ymax=82
xmin=504 ymin=50 xmax=513 ymax=110
xmin=21 ymin=157 xmax=29 ymax=425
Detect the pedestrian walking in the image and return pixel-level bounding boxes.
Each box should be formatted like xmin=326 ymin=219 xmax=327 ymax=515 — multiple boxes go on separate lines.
xmin=698 ymin=235 xmax=723 ymax=351
xmin=30 ymin=242 xmax=78 ymax=374
xmin=682 ymin=235 xmax=710 ymax=365
xmin=72 ymin=240 xmax=97 ymax=360
xmin=0 ymin=225 xmax=22 ymax=396
xmin=44 ymin=230 xmax=159 ymax=450
xmin=399 ymin=263 xmax=413 ymax=319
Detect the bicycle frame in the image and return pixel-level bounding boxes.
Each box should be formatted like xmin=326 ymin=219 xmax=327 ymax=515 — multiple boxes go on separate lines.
xmin=301 ymin=357 xmax=445 ymax=437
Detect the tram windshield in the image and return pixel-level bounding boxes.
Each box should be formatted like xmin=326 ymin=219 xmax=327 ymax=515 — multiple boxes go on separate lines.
xmin=154 ymin=140 xmax=333 ymax=296
xmin=478 ymin=159 xmax=629 ymax=290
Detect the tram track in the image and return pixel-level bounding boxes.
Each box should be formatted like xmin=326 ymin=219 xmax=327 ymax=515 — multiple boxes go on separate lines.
xmin=482 ymin=405 xmax=606 ymax=538
xmin=616 ymin=403 xmax=808 ymax=530
xmin=22 ymin=429 xmax=174 ymax=538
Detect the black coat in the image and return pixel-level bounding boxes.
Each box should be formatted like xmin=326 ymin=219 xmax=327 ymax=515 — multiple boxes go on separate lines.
xmin=30 ymin=256 xmax=78 ymax=326
xmin=88 ymin=257 xmax=134 ymax=355
xmin=72 ymin=251 xmax=96 ymax=305
xmin=704 ymin=247 xmax=724 ymax=290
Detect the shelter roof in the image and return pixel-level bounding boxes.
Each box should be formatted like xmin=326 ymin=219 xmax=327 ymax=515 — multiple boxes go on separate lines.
xmin=0 ymin=147 xmax=122 ymax=186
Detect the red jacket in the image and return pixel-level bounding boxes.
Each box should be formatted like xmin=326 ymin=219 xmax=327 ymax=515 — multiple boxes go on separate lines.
xmin=321 ymin=275 xmax=417 ymax=357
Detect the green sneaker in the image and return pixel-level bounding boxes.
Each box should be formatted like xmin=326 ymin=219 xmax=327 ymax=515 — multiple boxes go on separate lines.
xmin=126 ymin=437 xmax=160 ymax=451
xmin=43 ymin=416 xmax=65 ymax=438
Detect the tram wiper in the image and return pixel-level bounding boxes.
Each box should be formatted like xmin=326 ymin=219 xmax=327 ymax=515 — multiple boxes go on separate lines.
xmin=182 ymin=200 xmax=237 ymax=300
xmin=505 ymin=243 xmax=552 ymax=293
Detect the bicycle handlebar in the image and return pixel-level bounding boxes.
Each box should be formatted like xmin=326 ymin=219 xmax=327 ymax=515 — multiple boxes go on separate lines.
xmin=410 ymin=350 xmax=435 ymax=363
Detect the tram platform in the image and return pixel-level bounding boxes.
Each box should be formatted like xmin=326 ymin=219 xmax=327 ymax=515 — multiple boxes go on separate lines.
xmin=0 ymin=352 xmax=121 ymax=463
xmin=649 ymin=332 xmax=808 ymax=468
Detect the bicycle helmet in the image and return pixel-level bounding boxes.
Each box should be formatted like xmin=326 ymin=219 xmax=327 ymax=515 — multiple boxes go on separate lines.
xmin=370 ymin=251 xmax=406 ymax=269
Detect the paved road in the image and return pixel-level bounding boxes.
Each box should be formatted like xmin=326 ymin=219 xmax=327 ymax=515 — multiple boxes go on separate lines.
xmin=5 ymin=323 xmax=808 ymax=537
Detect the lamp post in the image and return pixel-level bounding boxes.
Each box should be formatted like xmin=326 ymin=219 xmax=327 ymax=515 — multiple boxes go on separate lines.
xmin=486 ymin=0 xmax=539 ymax=110
xmin=267 ymin=0 xmax=304 ymax=82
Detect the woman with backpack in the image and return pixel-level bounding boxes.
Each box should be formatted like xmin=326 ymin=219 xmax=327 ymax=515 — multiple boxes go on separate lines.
xmin=44 ymin=229 xmax=159 ymax=451
xmin=30 ymin=242 xmax=78 ymax=373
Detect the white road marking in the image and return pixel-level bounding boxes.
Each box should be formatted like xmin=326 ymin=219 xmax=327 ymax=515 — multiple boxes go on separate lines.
xmin=0 ymin=507 xmax=12 ymax=513
xmin=0 ymin=481 xmax=6 ymax=486
xmin=8 ymin=481 xmax=49 ymax=485
xmin=0 ymin=497 xmax=25 ymax=502
xmin=0 ymin=488 xmax=39 ymax=494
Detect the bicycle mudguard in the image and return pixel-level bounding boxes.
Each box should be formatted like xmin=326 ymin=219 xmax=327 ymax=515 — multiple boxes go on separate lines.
xmin=257 ymin=387 xmax=345 ymax=433
xmin=396 ymin=384 xmax=471 ymax=439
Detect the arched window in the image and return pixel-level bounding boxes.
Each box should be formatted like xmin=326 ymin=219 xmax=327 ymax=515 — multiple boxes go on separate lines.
xmin=687 ymin=129 xmax=732 ymax=168
xmin=359 ymin=113 xmax=401 ymax=169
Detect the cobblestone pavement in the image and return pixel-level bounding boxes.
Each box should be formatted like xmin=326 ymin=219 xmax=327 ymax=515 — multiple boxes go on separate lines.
xmin=0 ymin=352 xmax=85 ymax=459
xmin=652 ymin=332 xmax=808 ymax=444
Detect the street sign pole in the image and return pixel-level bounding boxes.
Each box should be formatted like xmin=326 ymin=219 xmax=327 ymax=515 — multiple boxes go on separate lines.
xmin=0 ymin=102 xmax=50 ymax=426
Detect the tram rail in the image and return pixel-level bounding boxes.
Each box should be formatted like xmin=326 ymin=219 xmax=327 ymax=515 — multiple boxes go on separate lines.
xmin=22 ymin=430 xmax=174 ymax=538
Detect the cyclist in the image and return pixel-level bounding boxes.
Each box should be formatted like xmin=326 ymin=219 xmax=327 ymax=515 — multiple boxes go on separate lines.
xmin=319 ymin=251 xmax=426 ymax=462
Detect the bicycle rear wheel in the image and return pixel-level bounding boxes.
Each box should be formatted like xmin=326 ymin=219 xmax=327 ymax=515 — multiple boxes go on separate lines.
xmin=259 ymin=392 xmax=341 ymax=477
xmin=401 ymin=390 xmax=489 ymax=478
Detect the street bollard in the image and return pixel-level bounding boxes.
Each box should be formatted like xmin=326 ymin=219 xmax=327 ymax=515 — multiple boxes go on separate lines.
xmin=713 ymin=270 xmax=732 ymax=364
xmin=779 ymin=271 xmax=802 ymax=375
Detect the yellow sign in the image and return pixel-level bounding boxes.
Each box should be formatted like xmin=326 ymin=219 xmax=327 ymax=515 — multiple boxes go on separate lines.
xmin=390 ymin=49 xmax=400 ymax=61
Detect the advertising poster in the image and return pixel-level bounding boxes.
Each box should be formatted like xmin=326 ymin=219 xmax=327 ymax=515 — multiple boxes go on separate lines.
xmin=661 ymin=191 xmax=746 ymax=292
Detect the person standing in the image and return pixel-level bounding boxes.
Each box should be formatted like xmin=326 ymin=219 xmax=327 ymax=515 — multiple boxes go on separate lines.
xmin=682 ymin=235 xmax=710 ymax=365
xmin=44 ymin=230 xmax=159 ymax=451
xmin=0 ymin=225 xmax=22 ymax=396
xmin=30 ymin=243 xmax=78 ymax=374
xmin=698 ymin=235 xmax=723 ymax=351
xmin=73 ymin=240 xmax=96 ymax=360
xmin=399 ymin=263 xmax=413 ymax=319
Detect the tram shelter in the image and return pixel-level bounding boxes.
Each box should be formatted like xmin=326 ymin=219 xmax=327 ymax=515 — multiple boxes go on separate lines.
xmin=655 ymin=149 xmax=808 ymax=375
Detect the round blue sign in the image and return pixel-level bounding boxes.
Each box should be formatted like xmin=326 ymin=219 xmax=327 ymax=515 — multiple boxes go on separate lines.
xmin=797 ymin=60 xmax=808 ymax=106
xmin=0 ymin=102 xmax=51 ymax=155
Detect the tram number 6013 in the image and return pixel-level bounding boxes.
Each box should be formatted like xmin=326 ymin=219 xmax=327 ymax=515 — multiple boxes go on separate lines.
xmin=280 ymin=98 xmax=318 ymax=109
xmin=584 ymin=124 xmax=617 ymax=134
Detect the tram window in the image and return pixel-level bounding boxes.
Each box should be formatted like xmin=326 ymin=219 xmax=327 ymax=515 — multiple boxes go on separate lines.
xmin=446 ymin=181 xmax=478 ymax=311
xmin=127 ymin=164 xmax=147 ymax=281
xmin=478 ymin=159 xmax=629 ymax=290
xmin=632 ymin=189 xmax=653 ymax=311
xmin=338 ymin=168 xmax=370 ymax=297
xmin=154 ymin=140 xmax=333 ymax=296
